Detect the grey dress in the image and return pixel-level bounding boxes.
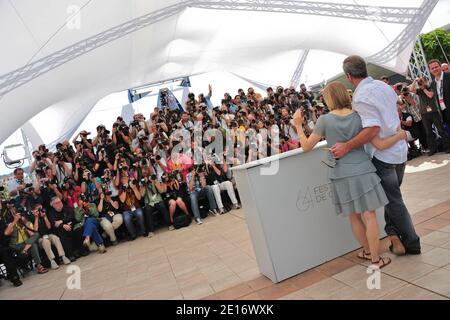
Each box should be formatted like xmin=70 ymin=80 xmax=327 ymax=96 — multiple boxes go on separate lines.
xmin=313 ymin=112 xmax=388 ymax=216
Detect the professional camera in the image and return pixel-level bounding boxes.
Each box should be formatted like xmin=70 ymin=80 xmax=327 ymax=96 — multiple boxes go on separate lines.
xmin=23 ymin=183 xmax=34 ymax=193
xmin=402 ymin=87 xmax=410 ymax=97
xmin=130 ymin=120 xmax=141 ymax=128
xmin=195 ymin=164 xmax=206 ymax=173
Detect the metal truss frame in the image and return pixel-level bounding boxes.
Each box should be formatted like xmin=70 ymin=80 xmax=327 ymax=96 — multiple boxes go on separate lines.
xmin=290 ymin=49 xmax=310 ymax=88
xmin=0 ymin=0 xmax=430 ymax=98
xmin=368 ymin=0 xmax=438 ymax=66
xmin=408 ymin=36 xmax=431 ymax=82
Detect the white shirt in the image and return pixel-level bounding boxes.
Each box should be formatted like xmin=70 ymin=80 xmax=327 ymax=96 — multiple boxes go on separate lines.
xmin=353 ymin=77 xmax=407 ymax=164
xmin=436 ymin=72 xmax=447 ymax=111
xmin=7 ymin=176 xmax=32 ymax=199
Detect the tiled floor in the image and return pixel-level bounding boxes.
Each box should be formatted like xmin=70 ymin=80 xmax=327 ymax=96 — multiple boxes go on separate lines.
xmin=1 ymin=153 xmax=449 ymax=300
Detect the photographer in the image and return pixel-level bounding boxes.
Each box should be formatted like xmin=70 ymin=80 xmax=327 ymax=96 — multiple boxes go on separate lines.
xmin=7 ymin=168 xmax=35 ymax=202
xmin=398 ymin=104 xmax=421 ymax=159
xmin=205 ymin=156 xmax=240 ymax=214
xmin=97 ymin=192 xmax=123 ymax=245
xmin=93 ymin=146 xmax=113 ymax=178
xmin=164 ymin=151 xmax=193 ymax=181
xmin=80 ymin=169 xmax=102 ymax=204
xmin=30 ymin=203 xmax=71 ymax=269
xmin=399 ymin=85 xmax=427 ymax=151
xmin=158 ymin=172 xmax=190 ymax=229
xmin=300 ymin=84 xmax=314 ymax=103
xmin=92 ymin=125 xmax=111 ymax=148
xmin=61 ymin=177 xmax=82 ymax=209
xmin=3 ymin=207 xmax=48 ymax=274
xmin=101 ymin=169 xmax=119 ymax=198
xmin=49 ymin=197 xmax=82 ymax=259
xmin=53 ymin=149 xmax=73 ymax=183
xmin=36 ymin=168 xmax=63 ymax=210
xmin=74 ymin=194 xmax=106 ymax=254
xmin=55 ymin=141 xmax=75 ymax=163
xmin=112 ymin=122 xmax=131 ymax=151
xmin=133 ymin=133 xmax=152 ymax=154
xmin=0 ymin=216 xmax=22 ymax=287
xmin=118 ymin=165 xmax=146 ymax=240
xmin=186 ymin=165 xmax=219 ymax=225
xmin=412 ymin=77 xmax=450 ymax=155
xmin=29 ymin=149 xmax=54 ymax=175
xmin=72 ymin=130 xmax=93 ymax=150
xmin=178 ymin=112 xmax=194 ymax=132
xmin=140 ymin=175 xmax=171 ymax=232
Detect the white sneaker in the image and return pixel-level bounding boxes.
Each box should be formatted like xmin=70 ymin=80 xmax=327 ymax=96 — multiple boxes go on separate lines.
xmin=219 ymin=207 xmax=225 ymax=214
xmin=83 ymin=238 xmax=91 ymax=248
xmin=147 ymin=232 xmax=155 ymax=238
xmin=232 ymin=203 xmax=241 ymax=210
xmin=209 ymin=209 xmax=220 ymax=216
xmin=98 ymin=245 xmax=107 ymax=254
xmin=50 ymin=260 xmax=59 ymax=270
xmin=195 ymin=218 xmax=203 ymax=225
xmin=61 ymin=256 xmax=71 ymax=265
xmin=168 ymin=225 xmax=175 ymax=231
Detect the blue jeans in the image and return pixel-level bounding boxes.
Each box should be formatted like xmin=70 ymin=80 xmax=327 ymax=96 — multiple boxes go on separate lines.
xmin=372 ymin=157 xmax=421 ymax=253
xmin=82 ymin=218 xmax=104 ymax=245
xmin=123 ymin=208 xmax=145 ymax=238
xmin=189 ymin=186 xmax=217 ymax=219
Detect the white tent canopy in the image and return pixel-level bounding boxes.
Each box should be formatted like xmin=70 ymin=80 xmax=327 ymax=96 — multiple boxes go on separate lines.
xmin=0 ymin=0 xmax=445 ymax=148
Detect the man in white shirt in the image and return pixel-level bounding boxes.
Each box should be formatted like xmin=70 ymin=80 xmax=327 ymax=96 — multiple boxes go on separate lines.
xmin=7 ymin=168 xmax=33 ymax=201
xmin=331 ymin=55 xmax=421 ymax=256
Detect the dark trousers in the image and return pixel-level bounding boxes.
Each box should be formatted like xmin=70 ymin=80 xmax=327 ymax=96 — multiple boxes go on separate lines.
xmin=441 ymin=108 xmax=450 ymax=126
xmin=0 ymin=246 xmax=20 ymax=281
xmin=421 ymin=112 xmax=450 ymax=152
xmin=413 ymin=120 xmax=427 ymax=150
xmin=372 ymin=157 xmax=421 ymax=253
xmin=144 ymin=202 xmax=170 ymax=232
xmin=54 ymin=227 xmax=86 ymax=257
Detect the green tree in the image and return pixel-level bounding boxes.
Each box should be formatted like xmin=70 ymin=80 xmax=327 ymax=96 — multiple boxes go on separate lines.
xmin=420 ymin=28 xmax=450 ymax=64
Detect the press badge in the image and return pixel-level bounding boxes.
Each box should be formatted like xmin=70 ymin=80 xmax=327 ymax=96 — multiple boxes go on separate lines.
xmin=131 ymin=206 xmax=136 ymax=211
xmin=439 ymin=98 xmax=447 ymax=110
xmin=426 ymin=106 xmax=432 ymax=113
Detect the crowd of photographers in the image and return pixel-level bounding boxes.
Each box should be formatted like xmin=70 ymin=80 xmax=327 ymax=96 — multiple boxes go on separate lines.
xmin=2 ymin=66 xmax=449 ymax=288
xmin=0 ymin=83 xmax=327 ymax=287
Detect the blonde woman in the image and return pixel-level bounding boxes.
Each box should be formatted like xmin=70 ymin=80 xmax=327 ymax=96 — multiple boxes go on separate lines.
xmin=293 ymin=82 xmax=406 ymax=268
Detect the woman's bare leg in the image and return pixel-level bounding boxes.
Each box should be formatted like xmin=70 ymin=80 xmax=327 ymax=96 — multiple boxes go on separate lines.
xmin=362 ymin=211 xmax=380 ymax=263
xmin=350 ymin=213 xmax=370 ymax=254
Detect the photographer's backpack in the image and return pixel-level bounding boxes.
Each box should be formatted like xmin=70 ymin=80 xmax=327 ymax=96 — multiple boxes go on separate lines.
xmin=173 ymin=213 xmax=191 ymax=229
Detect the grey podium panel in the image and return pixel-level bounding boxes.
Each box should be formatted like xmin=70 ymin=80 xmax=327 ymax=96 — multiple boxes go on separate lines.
xmin=232 ymin=146 xmax=386 ymax=283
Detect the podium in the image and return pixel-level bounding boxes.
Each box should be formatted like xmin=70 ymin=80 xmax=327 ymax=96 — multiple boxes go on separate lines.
xmin=232 ymin=143 xmax=386 ymax=283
